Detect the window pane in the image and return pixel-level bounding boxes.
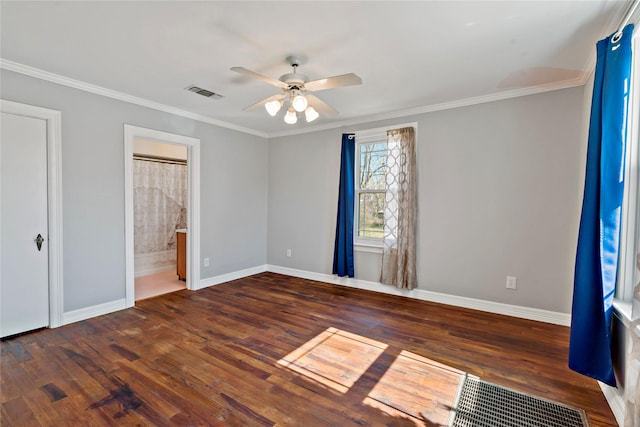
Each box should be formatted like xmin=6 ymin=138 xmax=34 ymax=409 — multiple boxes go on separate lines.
xmin=359 ymin=143 xmax=387 ymax=190
xmin=358 ymin=192 xmax=385 ymax=238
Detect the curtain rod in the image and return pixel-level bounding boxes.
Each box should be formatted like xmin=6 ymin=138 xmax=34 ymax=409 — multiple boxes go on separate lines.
xmin=133 ymin=154 xmax=187 ymax=165
xmin=614 ymin=0 xmax=639 ymax=41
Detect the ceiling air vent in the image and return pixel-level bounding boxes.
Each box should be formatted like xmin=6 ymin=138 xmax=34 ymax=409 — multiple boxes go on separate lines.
xmin=185 ymin=85 xmax=224 ymax=99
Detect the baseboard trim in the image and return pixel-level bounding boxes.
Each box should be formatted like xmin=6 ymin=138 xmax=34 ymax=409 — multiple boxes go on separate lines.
xmin=196 ymin=265 xmax=268 ymax=291
xmin=58 ymin=265 xmax=268 ymax=326
xmin=266 ymin=265 xmax=571 ymax=326
xmin=62 ymin=298 xmax=127 ymax=326
xmin=58 ymin=264 xmax=569 ymax=329
xmin=598 ymin=382 xmax=625 ymax=426
xmin=135 ymin=265 xmax=175 ymax=278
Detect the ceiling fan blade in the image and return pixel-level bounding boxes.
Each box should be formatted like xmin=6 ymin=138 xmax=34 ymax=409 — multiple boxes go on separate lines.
xmin=304 ymin=73 xmax=362 ymax=92
xmin=306 ymin=94 xmax=338 ymax=117
xmin=231 ymin=67 xmax=289 ymax=89
xmin=242 ymin=94 xmax=285 ymax=112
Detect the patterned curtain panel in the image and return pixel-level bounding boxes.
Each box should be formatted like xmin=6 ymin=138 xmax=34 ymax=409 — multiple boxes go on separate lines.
xmin=133 ymin=159 xmax=187 ymax=272
xmin=380 ymin=127 xmax=417 ymax=289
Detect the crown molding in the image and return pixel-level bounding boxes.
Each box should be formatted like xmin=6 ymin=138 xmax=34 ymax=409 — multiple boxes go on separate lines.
xmin=0 ymin=59 xmax=269 ymax=138
xmin=2 ymin=58 xmax=589 ymax=141
xmin=577 ymin=1 xmax=633 ymax=86
xmin=268 ymin=76 xmax=588 ymax=139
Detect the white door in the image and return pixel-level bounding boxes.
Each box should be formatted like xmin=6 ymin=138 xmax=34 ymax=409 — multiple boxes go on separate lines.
xmin=1 ymin=112 xmax=50 ymax=337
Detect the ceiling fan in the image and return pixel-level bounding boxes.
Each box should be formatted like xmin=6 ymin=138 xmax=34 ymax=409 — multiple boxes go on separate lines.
xmin=231 ymin=55 xmax=362 ymax=124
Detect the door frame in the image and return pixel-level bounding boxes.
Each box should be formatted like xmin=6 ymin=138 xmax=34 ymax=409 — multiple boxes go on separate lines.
xmin=1 ymin=99 xmax=63 ymax=328
xmin=124 ymin=124 xmax=201 ymax=307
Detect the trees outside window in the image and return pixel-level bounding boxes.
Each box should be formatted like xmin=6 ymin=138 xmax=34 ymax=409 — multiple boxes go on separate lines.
xmin=356 ymin=141 xmax=387 ymax=240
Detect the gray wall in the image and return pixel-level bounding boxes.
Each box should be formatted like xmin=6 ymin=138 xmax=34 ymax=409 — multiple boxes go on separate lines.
xmin=1 ymin=70 xmax=268 ymax=312
xmin=268 ymin=87 xmax=586 ymax=313
xmin=2 ymin=66 xmax=586 ymax=316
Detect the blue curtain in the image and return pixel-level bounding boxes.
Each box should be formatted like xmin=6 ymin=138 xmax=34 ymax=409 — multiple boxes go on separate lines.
xmin=333 ymin=134 xmax=355 ymax=277
xmin=569 ymin=24 xmax=634 ymax=387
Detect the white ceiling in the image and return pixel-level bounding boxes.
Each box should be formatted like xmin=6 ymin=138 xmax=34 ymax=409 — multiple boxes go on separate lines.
xmin=0 ymin=1 xmax=630 ymax=137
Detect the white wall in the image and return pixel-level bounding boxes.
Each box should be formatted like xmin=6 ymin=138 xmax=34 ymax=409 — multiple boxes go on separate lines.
xmin=133 ymin=138 xmax=187 ymax=160
xmin=268 ymin=87 xmax=585 ymax=314
xmin=1 ymin=69 xmax=268 ymax=313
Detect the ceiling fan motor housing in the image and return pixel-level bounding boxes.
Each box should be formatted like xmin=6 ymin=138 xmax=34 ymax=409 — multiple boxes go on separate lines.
xmin=280 ymin=55 xmax=309 ymax=87
xmin=278 ymin=73 xmax=308 ymax=87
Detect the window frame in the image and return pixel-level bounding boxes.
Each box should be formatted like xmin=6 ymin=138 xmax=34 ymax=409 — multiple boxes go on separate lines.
xmin=616 ymin=31 xmax=640 ymax=304
xmin=354 ymin=134 xmax=388 ymax=247
xmin=352 ymin=123 xmax=417 ymax=250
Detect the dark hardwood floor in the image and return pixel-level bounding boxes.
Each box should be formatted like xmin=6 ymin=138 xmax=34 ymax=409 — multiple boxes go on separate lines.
xmin=1 ymin=272 xmax=616 ymax=426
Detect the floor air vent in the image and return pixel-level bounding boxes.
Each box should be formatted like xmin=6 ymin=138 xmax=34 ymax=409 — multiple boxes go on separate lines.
xmin=185 ymin=85 xmax=224 ymax=99
xmin=450 ymin=377 xmax=589 ymax=427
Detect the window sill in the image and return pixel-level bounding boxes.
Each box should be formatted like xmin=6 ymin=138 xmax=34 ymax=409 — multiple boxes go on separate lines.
xmin=613 ymin=299 xmax=640 ymax=339
xmin=613 ymin=298 xmax=633 ymax=326
xmin=355 ymin=243 xmax=383 ymax=254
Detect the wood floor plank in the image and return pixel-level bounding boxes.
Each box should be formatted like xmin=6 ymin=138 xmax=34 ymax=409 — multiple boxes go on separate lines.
xmin=0 ymin=355 xmax=21 ymax=402
xmin=2 ymin=396 xmax=39 ymax=426
xmin=116 ymin=358 xmax=230 ymax=426
xmin=1 ymin=272 xmax=617 ymax=426
xmin=21 ymin=386 xmax=67 ymax=427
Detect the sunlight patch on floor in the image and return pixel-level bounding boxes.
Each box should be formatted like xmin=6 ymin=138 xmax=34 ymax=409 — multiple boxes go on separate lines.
xmin=364 ymin=350 xmax=464 ymax=425
xmin=277 ymin=327 xmax=465 ymax=425
xmin=277 ymin=327 xmax=388 ymax=393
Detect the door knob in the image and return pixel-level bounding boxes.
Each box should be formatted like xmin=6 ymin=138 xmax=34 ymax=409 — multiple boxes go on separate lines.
xmin=35 ymin=234 xmax=44 ymax=251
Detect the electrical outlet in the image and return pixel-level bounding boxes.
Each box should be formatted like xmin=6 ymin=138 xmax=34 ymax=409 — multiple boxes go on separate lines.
xmin=286 ymin=249 xmax=292 ymax=257
xmin=203 ymin=257 xmax=210 ymax=267
xmin=506 ymin=276 xmax=517 ymax=290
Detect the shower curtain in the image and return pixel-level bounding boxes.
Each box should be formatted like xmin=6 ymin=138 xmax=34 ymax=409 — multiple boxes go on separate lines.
xmin=133 ymin=159 xmax=187 ymax=276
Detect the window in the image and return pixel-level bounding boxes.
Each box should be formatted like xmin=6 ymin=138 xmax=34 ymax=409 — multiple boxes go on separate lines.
xmin=354 ymin=123 xmax=417 ymax=247
xmin=616 ymin=31 xmax=640 ymax=304
xmin=356 ymin=139 xmax=387 ymax=241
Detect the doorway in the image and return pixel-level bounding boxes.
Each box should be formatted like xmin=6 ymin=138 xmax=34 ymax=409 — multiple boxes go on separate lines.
xmin=0 ymin=100 xmax=63 ymax=336
xmin=133 ymin=139 xmax=188 ymax=300
xmin=124 ymin=125 xmax=200 ymax=308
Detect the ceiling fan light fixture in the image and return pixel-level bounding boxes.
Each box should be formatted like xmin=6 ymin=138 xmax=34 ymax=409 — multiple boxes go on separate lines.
xmin=232 ymin=56 xmax=361 ymax=126
xmin=292 ymin=93 xmax=308 ymax=112
xmin=305 ymin=106 xmax=319 ymax=122
xmin=265 ymin=99 xmax=282 ymax=116
xmin=284 ymin=107 xmax=298 ymax=124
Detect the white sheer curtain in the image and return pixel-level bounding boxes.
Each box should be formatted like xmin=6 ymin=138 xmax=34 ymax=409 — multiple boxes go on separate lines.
xmin=626 ymin=246 xmax=640 ymax=426
xmin=133 ymin=159 xmax=187 ymax=274
xmin=380 ymin=127 xmax=417 ymax=289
